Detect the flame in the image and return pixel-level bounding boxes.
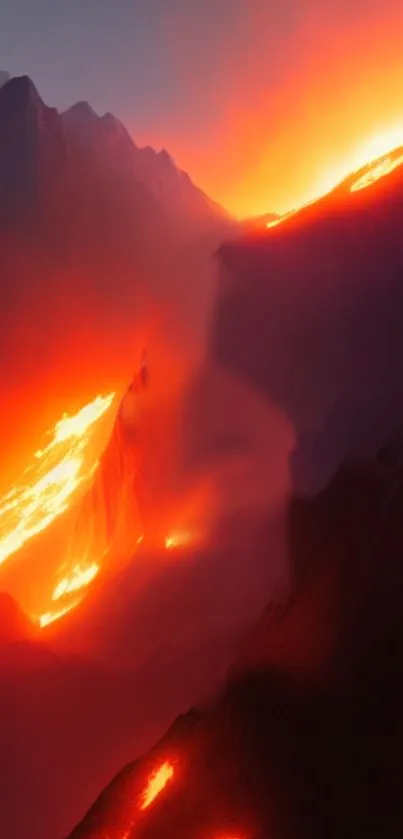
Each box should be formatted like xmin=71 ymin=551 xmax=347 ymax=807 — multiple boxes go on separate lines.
xmin=140 ymin=761 xmax=174 ymax=810
xmin=0 ymin=392 xmax=115 ymax=569
xmin=350 ymin=151 xmax=403 ymax=192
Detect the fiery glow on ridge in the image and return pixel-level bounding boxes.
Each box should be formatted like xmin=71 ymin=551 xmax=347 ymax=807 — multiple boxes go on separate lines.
xmin=140 ymin=761 xmax=174 ymax=810
xmin=350 ymin=151 xmax=403 ymax=192
xmin=0 ymin=392 xmax=115 ymax=569
xmin=266 ymin=209 xmax=298 ymax=230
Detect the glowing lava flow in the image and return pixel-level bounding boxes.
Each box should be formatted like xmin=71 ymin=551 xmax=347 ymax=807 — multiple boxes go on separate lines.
xmin=52 ymin=562 xmax=100 ymax=601
xmin=39 ymin=600 xmax=80 ymax=628
xmin=0 ymin=392 xmax=115 ymax=568
xmin=140 ymin=762 xmax=174 ymax=810
xmin=350 ymin=152 xmax=403 ymax=192
xmin=266 ymin=209 xmax=296 ymax=229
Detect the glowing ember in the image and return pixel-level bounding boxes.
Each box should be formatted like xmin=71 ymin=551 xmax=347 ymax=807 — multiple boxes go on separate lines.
xmin=0 ymin=392 xmax=115 ymax=569
xmin=165 ymin=530 xmax=198 ymax=550
xmin=52 ymin=562 xmax=100 ymax=601
xmin=39 ymin=601 xmax=78 ymax=628
xmin=140 ymin=761 xmax=174 ymax=810
xmin=350 ymin=152 xmax=403 ymax=192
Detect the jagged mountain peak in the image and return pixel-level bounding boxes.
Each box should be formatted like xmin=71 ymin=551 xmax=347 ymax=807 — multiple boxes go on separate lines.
xmin=0 ymin=74 xmax=46 ymax=113
xmin=63 ymin=100 xmax=99 ymax=122
xmin=61 ymin=99 xmax=230 ymax=223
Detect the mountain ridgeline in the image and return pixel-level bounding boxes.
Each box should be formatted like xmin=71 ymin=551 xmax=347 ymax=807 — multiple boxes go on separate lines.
xmin=0 ymin=73 xmax=235 ymax=485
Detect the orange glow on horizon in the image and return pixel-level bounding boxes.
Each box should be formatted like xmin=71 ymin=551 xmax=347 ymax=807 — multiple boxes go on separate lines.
xmin=156 ymin=6 xmax=403 ymax=220
xmin=263 ymin=137 xmax=403 ymax=229
xmin=350 ymin=150 xmax=403 ymax=192
xmin=140 ymin=761 xmax=174 ymax=810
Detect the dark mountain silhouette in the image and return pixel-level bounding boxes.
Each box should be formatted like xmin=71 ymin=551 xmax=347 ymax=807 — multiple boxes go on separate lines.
xmin=62 ymin=100 xmax=230 ymax=228
xmin=213 ymin=144 xmax=403 ymax=493
xmin=66 ymin=449 xmax=403 ymax=839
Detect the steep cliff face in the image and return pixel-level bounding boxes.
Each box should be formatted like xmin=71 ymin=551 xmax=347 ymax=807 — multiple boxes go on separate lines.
xmin=213 ymin=147 xmax=403 ymax=492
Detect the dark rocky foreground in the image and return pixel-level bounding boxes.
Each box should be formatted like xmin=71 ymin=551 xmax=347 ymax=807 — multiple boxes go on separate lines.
xmin=67 ymin=450 xmax=403 ymax=839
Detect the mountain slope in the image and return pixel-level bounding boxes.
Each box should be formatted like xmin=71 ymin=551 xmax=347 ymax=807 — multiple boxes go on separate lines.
xmin=62 ymin=101 xmax=231 ymax=228
xmin=66 ymin=450 xmax=403 ymax=839
xmin=214 ymin=144 xmax=403 ymax=493
xmin=0 ymin=73 xmax=234 ymax=511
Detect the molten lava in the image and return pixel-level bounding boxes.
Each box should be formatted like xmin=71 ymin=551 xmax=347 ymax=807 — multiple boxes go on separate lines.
xmin=0 ymin=392 xmax=115 ymax=570
xmin=140 ymin=761 xmax=174 ymax=810
xmin=350 ymin=151 xmax=403 ymax=192
xmin=52 ymin=562 xmax=100 ymax=601
xmin=39 ymin=600 xmax=80 ymax=628
xmin=266 ymin=209 xmax=296 ymax=229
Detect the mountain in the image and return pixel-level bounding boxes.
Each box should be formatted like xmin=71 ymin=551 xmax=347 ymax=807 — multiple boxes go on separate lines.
xmin=0 ymin=638 xmax=174 ymax=839
xmin=0 ymin=506 xmax=283 ymax=839
xmin=66 ymin=450 xmax=403 ymax=839
xmin=213 ymin=144 xmax=403 ymax=493
xmin=0 ymin=74 xmax=235 ymax=505
xmin=65 ymin=146 xmax=403 ymax=838
xmin=62 ymin=101 xmax=230 ymax=228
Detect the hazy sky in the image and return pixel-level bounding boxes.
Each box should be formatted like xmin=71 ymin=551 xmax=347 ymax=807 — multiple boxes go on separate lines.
xmin=1 ymin=0 xmax=403 ymax=216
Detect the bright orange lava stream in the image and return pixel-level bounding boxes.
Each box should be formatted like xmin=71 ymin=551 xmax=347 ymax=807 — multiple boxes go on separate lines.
xmin=350 ymin=152 xmax=403 ymax=192
xmin=266 ymin=209 xmax=297 ymax=230
xmin=52 ymin=562 xmax=100 ymax=601
xmin=39 ymin=600 xmax=81 ymax=628
xmin=0 ymin=392 xmax=115 ymax=571
xmin=265 ymin=141 xmax=403 ymax=231
xmin=140 ymin=761 xmax=175 ymax=810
